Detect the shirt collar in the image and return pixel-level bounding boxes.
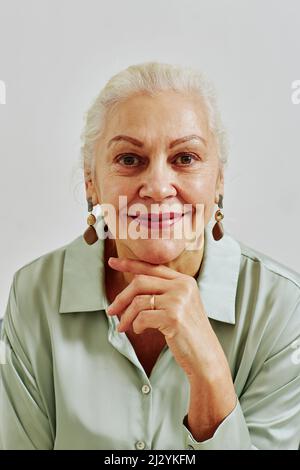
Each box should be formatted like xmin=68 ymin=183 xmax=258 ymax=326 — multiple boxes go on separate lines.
xmin=59 ymin=215 xmax=241 ymax=324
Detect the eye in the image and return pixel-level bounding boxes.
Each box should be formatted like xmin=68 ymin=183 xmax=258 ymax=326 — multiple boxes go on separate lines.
xmin=173 ymin=153 xmax=198 ymax=166
xmin=116 ymin=154 xmax=142 ymax=167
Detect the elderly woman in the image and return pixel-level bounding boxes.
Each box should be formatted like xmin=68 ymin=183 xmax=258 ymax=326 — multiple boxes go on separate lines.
xmin=0 ymin=62 xmax=300 ymax=450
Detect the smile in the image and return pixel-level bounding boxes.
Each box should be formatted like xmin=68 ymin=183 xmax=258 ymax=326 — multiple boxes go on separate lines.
xmin=127 ymin=212 xmax=188 ymax=229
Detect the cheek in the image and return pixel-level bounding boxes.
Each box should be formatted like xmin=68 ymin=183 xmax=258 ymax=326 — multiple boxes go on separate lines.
xmin=99 ymin=181 xmax=137 ymax=234
xmin=185 ymin=176 xmax=217 ymax=226
xmin=101 ymin=180 xmax=135 ymax=207
xmin=96 ymin=162 xmax=135 ymax=202
xmin=185 ymin=176 xmax=216 ymax=204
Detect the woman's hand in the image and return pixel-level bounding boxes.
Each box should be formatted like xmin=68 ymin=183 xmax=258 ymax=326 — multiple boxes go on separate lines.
xmin=106 ymin=256 xmax=237 ymax=441
xmin=107 ymin=256 xmax=230 ymax=382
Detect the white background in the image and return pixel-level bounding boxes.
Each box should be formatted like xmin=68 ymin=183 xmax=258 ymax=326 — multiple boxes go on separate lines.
xmin=0 ymin=0 xmax=299 ymax=318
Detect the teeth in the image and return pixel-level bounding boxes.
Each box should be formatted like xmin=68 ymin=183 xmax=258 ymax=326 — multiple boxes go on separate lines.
xmin=128 ymin=212 xmax=183 ymax=220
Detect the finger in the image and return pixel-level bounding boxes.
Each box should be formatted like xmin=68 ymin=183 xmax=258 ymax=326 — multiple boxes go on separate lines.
xmin=117 ymin=294 xmax=165 ymax=332
xmin=107 ymin=275 xmax=169 ymax=315
xmin=108 ymin=257 xmax=181 ymax=280
xmin=131 ymin=309 xmax=167 ymax=335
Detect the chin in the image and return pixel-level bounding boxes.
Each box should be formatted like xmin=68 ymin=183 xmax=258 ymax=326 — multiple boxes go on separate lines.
xmin=129 ymin=238 xmax=186 ymax=265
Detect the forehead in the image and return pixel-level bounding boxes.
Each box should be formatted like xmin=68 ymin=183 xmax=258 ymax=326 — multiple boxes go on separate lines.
xmin=103 ymin=91 xmax=210 ymax=141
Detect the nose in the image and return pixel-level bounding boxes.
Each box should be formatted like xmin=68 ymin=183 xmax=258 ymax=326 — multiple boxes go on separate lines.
xmin=139 ymin=160 xmax=177 ymax=201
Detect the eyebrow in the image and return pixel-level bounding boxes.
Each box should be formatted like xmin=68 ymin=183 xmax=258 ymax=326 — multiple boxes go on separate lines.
xmin=107 ymin=134 xmax=207 ymax=149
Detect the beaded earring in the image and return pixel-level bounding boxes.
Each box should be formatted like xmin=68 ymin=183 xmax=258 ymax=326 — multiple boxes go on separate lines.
xmin=212 ymin=195 xmax=224 ymax=241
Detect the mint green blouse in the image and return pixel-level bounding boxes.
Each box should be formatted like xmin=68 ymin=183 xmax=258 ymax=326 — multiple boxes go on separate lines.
xmin=1 ymin=216 xmax=300 ymax=450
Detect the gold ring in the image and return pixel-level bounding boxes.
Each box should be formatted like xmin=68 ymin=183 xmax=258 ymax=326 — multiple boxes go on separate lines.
xmin=150 ymin=294 xmax=155 ymax=310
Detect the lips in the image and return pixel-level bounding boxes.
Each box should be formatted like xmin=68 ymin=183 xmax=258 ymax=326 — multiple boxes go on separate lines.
xmin=129 ymin=212 xmax=183 ymax=221
xmin=127 ymin=211 xmax=189 ymax=230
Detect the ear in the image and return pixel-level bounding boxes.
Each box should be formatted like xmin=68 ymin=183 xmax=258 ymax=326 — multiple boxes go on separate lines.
xmin=215 ymin=165 xmax=225 ymax=205
xmin=84 ymin=164 xmax=100 ymax=206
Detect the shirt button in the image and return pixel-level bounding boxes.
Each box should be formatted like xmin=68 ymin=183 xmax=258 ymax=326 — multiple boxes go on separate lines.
xmin=141 ymin=384 xmax=151 ymax=394
xmin=135 ymin=440 xmax=146 ymax=450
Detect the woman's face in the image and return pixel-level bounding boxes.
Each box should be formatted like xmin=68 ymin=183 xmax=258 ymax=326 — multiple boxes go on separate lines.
xmin=87 ymin=90 xmax=224 ymax=264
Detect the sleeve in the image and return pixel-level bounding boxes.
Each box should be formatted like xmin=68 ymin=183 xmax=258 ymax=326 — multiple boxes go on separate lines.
xmin=0 ymin=274 xmax=54 ymax=450
xmin=182 ymin=299 xmax=300 ymax=450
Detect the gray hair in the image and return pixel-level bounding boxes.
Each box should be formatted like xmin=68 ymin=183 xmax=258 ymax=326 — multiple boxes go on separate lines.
xmin=80 ymin=61 xmax=228 ymax=183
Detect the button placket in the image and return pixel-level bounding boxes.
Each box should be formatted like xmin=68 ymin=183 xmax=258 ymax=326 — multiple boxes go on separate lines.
xmin=135 ymin=382 xmax=152 ymax=450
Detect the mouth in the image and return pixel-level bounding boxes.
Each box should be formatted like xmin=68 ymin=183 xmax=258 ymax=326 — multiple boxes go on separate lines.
xmin=127 ymin=211 xmax=190 ymax=229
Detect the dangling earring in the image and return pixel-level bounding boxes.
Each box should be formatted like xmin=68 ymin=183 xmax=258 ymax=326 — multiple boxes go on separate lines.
xmin=212 ymin=194 xmax=224 ymax=241
xmin=83 ymin=197 xmax=99 ymax=245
